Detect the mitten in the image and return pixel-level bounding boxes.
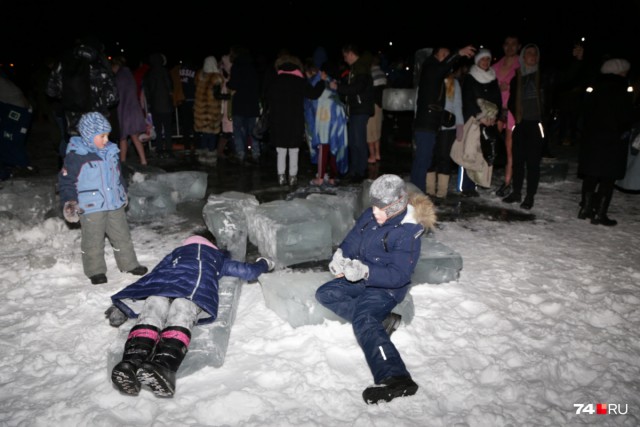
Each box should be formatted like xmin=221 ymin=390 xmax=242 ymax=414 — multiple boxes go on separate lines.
xmin=343 ymin=259 xmax=369 ymax=282
xmin=63 ymin=200 xmax=83 ymax=223
xmin=105 ymin=305 xmax=128 ymax=327
xmin=257 ymin=257 xmax=276 ymax=272
xmin=328 ymin=248 xmax=348 ymax=276
xmin=456 ymin=124 xmax=464 ymax=141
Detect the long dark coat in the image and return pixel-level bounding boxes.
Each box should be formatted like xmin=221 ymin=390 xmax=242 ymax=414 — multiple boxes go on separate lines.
xmin=579 ymin=73 xmax=635 ymax=179
xmin=266 ymin=64 xmax=324 ymax=149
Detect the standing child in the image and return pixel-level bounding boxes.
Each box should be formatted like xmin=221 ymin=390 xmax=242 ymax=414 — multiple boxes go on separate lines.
xmin=58 ymin=112 xmax=147 ymax=285
xmin=107 ymin=229 xmax=275 ymax=397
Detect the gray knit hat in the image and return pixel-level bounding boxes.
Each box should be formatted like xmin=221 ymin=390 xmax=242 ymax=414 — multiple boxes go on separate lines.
xmin=369 ymin=174 xmax=409 ymax=219
xmin=78 ymin=112 xmax=111 ymax=144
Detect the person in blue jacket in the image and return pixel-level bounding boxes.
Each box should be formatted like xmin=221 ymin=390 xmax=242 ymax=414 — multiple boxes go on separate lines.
xmin=315 ymin=174 xmax=436 ymax=404
xmin=108 ymin=229 xmax=275 ymax=398
xmin=58 ymin=111 xmax=147 ymax=285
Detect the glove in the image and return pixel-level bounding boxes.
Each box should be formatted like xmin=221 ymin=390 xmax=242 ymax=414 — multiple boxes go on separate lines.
xmin=257 ymin=257 xmax=276 ymax=272
xmin=328 ymin=248 xmax=348 ymax=276
xmin=455 ymin=124 xmax=464 ymax=141
xmin=343 ymin=259 xmax=369 ymax=282
xmin=105 ymin=305 xmax=128 ymax=327
xmin=63 ymin=200 xmax=84 ymax=223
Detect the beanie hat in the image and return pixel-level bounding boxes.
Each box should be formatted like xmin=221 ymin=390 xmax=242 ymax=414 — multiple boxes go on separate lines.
xmin=78 ymin=112 xmax=111 ymax=144
xmin=474 ymin=49 xmax=492 ymax=65
xmin=369 ymin=174 xmax=409 ymax=219
xmin=203 ymin=56 xmax=219 ymax=73
xmin=600 ymin=58 xmax=630 ymax=76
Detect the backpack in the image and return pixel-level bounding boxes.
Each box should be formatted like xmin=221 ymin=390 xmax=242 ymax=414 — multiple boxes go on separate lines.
xmin=60 ymin=45 xmax=96 ymax=112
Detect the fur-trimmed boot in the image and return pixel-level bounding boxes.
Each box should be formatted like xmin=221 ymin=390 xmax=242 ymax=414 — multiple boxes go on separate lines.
xmin=111 ymin=324 xmax=160 ymax=396
xmin=137 ymin=326 xmax=191 ymax=397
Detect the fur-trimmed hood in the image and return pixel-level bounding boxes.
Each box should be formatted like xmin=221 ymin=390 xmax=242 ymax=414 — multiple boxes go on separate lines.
xmin=407 ymin=192 xmax=437 ymax=230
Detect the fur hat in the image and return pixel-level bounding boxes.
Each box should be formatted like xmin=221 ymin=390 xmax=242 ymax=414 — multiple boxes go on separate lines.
xmin=474 ymin=49 xmax=492 ymax=65
xmin=600 ymin=58 xmax=630 ymax=76
xmin=370 ymin=174 xmax=409 ymax=219
xmin=203 ymin=56 xmax=219 ymax=73
xmin=78 ymin=112 xmax=111 ymax=144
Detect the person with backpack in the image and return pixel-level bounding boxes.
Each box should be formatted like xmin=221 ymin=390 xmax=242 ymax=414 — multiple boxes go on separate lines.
xmin=46 ymin=37 xmax=119 ymax=142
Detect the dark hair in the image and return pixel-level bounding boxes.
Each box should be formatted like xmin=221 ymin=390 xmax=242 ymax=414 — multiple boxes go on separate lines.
xmin=192 ymin=228 xmax=217 ymax=246
xmin=342 ymin=44 xmax=360 ymax=56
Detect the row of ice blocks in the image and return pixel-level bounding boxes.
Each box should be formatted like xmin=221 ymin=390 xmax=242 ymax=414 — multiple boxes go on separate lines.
xmin=127 ymin=171 xmax=208 ymax=221
xmin=202 ymin=189 xmax=361 ymax=266
xmin=106 ymin=276 xmax=243 ymax=378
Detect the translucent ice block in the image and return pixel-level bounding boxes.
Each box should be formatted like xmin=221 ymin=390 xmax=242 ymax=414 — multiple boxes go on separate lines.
xmin=152 ymin=171 xmax=208 ymax=202
xmin=0 ymin=178 xmax=56 ymax=223
xmin=259 ymin=270 xmax=415 ymax=328
xmin=412 ymin=236 xmax=463 ymax=285
xmin=248 ymin=199 xmax=332 ymax=266
xmin=303 ymin=195 xmax=355 ymax=246
xmin=126 ymin=180 xmax=176 ymax=221
xmin=202 ymin=191 xmax=259 ymax=261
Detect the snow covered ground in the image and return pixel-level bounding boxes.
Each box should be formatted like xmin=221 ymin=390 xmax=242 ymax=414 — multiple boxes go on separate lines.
xmin=1 ymin=163 xmax=639 ymax=426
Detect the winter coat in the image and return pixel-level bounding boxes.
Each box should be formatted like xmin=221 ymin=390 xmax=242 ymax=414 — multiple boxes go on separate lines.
xmin=266 ymin=63 xmax=325 ymax=149
xmin=114 ymin=66 xmax=147 ymax=138
xmin=143 ymin=54 xmax=174 ymax=114
xmin=111 ymin=242 xmax=270 ymax=325
xmin=462 ymin=67 xmax=502 ymax=122
xmin=414 ymin=53 xmax=465 ymax=132
xmin=194 ymin=70 xmax=223 ymax=134
xmin=58 ymin=137 xmax=127 ymax=214
xmin=226 ymin=54 xmax=260 ymax=117
xmin=579 ymin=73 xmax=635 ymax=180
xmin=339 ymin=193 xmax=436 ymax=302
xmin=336 ymin=56 xmax=374 ymax=117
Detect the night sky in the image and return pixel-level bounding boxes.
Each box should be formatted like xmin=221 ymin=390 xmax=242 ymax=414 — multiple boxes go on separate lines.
xmin=2 ymin=1 xmax=639 ymax=80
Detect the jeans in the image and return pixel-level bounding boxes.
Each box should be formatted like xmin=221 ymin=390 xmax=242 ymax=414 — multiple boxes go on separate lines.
xmin=232 ymin=115 xmax=258 ymax=160
xmin=410 ymin=130 xmax=437 ymax=193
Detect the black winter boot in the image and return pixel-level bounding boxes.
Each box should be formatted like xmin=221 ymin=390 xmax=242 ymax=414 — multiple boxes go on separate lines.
xmin=111 ymin=324 xmax=159 ymax=396
xmin=137 ymin=326 xmax=191 ymax=397
xmin=591 ymin=193 xmax=617 ymax=226
xmin=382 ymin=313 xmax=402 ymax=336
xmin=577 ymin=192 xmax=595 ymax=220
xmin=363 ymin=376 xmax=419 ymax=404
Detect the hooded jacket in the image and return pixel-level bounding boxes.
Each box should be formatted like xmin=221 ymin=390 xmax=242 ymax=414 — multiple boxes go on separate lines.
xmin=339 ymin=193 xmax=436 ymax=301
xmin=58 ymin=136 xmax=127 ymax=214
xmin=111 ymin=240 xmax=270 ymax=325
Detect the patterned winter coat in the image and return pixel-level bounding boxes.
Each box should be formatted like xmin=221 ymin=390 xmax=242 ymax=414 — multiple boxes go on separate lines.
xmin=339 ymin=193 xmax=436 ymax=302
xmin=58 ymin=136 xmax=127 ymax=214
xmin=111 ymin=240 xmax=270 ymax=325
xmin=193 ymin=70 xmax=223 ymax=134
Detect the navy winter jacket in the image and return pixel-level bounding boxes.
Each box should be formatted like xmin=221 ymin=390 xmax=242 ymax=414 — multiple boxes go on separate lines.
xmin=339 ymin=207 xmax=424 ymax=302
xmin=111 ymin=243 xmax=269 ymax=325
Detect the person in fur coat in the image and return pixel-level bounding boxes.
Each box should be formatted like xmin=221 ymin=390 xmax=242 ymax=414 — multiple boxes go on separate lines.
xmin=194 ymin=56 xmax=224 ymax=160
xmin=316 ymin=174 xmax=436 ymax=404
xmin=108 ymin=229 xmax=275 ymax=398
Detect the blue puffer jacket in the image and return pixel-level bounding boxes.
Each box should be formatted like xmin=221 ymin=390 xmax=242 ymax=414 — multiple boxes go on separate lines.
xmin=111 ymin=243 xmax=269 ymax=325
xmin=58 ymin=136 xmax=126 ymax=214
xmin=340 ymin=206 xmax=425 ymax=302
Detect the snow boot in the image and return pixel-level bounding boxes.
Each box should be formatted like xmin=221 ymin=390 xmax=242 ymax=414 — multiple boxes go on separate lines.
xmin=435 ymin=173 xmax=450 ymax=199
xmin=591 ymin=192 xmax=617 ymax=226
xmin=137 ymin=326 xmax=190 ymax=398
xmin=577 ymin=192 xmax=595 ymax=220
xmin=289 ymin=175 xmax=297 ymax=187
xmin=425 ymin=172 xmax=436 ymax=197
xmin=111 ymin=324 xmax=159 ymax=396
xmin=362 ymin=376 xmax=419 ymax=404
xmin=382 ymin=313 xmax=402 ymax=336
xmin=278 ymin=174 xmax=287 ymax=186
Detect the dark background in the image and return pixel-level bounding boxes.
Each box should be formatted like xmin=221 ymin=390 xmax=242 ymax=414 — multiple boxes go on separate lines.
xmin=2 ymin=1 xmax=639 ymax=84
